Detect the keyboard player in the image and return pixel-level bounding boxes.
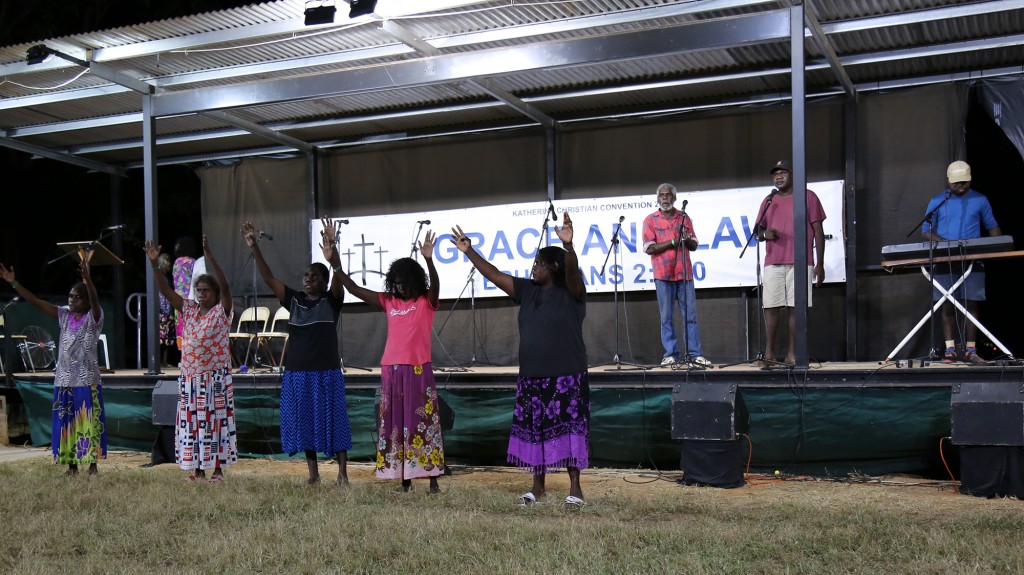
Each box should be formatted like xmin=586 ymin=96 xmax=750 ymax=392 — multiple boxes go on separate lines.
xmin=921 ymin=161 xmax=1002 ymax=364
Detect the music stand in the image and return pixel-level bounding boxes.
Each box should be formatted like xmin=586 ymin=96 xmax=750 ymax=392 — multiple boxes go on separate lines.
xmin=56 ymin=241 xmax=124 ymax=266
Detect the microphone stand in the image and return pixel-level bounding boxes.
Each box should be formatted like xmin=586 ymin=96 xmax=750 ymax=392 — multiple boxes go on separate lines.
xmin=674 ymin=205 xmax=707 ymax=371
xmin=597 ymin=217 xmax=648 ymax=371
xmin=237 ymin=233 xmax=268 ymax=371
xmin=434 ymin=268 xmax=479 ymax=372
xmin=905 ymin=192 xmax=953 ymax=362
xmin=721 ymin=191 xmax=785 ymax=369
xmin=536 ymin=203 xmax=555 ymax=254
xmin=410 ymin=221 xmax=427 ymax=259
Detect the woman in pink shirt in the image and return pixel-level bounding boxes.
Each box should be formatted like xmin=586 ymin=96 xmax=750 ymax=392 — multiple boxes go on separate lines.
xmin=336 ymin=231 xmax=445 ymax=494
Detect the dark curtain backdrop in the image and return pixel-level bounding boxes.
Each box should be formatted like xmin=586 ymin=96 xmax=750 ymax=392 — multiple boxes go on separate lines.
xmin=196 ymin=83 xmax=1002 ymax=367
xmin=198 ymin=157 xmax=311 ymax=301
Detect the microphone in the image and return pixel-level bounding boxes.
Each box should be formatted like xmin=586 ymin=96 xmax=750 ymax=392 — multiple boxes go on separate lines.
xmin=417 ymin=220 xmax=431 ymax=225
xmin=680 ymin=199 xmax=688 ymax=211
xmin=548 ymin=200 xmax=557 ymax=221
xmin=105 ymin=224 xmax=126 ymax=230
xmin=618 ymin=215 xmax=625 ymax=223
xmin=769 ymin=188 xmax=779 ymax=197
xmin=336 ymin=219 xmax=349 ymax=225
xmin=259 ymin=231 xmax=274 ymax=240
xmin=2 ymin=296 xmax=18 ymax=312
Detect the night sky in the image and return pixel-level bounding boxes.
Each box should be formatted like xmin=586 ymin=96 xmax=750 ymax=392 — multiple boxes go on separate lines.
xmin=2 ymin=1 xmax=256 ymax=296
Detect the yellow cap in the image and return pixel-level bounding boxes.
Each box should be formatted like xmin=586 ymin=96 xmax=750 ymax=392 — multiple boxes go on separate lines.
xmin=946 ymin=161 xmax=971 ymax=183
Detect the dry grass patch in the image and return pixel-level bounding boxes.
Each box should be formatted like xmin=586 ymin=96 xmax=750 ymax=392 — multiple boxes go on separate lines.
xmin=1 ymin=452 xmax=1023 ymax=574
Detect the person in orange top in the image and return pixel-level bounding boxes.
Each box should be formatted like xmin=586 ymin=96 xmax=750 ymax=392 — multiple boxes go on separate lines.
xmin=146 ymin=236 xmax=237 ymax=482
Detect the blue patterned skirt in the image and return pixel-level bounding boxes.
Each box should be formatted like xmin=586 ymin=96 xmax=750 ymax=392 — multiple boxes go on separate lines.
xmin=280 ymin=369 xmax=352 ymax=456
xmin=51 ymin=385 xmax=107 ymax=465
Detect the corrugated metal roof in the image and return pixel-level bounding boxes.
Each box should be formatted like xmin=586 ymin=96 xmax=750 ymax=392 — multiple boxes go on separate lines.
xmin=1 ymin=0 xmax=1022 ymax=169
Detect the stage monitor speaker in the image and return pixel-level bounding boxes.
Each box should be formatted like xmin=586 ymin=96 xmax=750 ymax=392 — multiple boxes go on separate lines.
xmin=671 ymin=382 xmax=748 ymax=441
xmin=152 ymin=380 xmax=178 ymax=426
xmin=950 ymin=382 xmax=1024 ymax=446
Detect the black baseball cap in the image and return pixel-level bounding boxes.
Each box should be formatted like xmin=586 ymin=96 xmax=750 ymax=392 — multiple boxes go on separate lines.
xmin=770 ymin=160 xmax=792 ymax=174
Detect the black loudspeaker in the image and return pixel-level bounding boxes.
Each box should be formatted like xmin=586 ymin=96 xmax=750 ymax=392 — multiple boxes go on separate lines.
xmin=152 ymin=380 xmax=178 ymax=426
xmin=679 ymin=440 xmax=746 ymax=488
xmin=950 ymin=382 xmax=1024 ymax=446
xmin=671 ymin=382 xmax=748 ymax=440
xmin=958 ymin=446 xmax=1024 ymax=498
xmin=672 ymin=383 xmax=750 ymax=488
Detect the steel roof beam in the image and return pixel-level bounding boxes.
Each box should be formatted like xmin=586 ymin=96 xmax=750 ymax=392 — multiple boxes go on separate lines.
xmin=153 ymin=11 xmax=791 ymax=117
xmin=380 ymin=19 xmax=558 ymax=129
xmin=0 ymin=135 xmax=124 ymax=175
xmin=1 ymin=0 xmax=1016 ymax=109
xmin=802 ymin=1 xmax=856 ymax=100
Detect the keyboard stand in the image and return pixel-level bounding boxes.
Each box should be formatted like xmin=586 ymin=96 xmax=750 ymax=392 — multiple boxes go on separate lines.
xmin=883 ymin=252 xmax=1022 ymax=361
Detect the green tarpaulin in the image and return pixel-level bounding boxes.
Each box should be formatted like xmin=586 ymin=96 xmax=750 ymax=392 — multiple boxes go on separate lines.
xmin=14 ymin=380 xmax=954 ymax=476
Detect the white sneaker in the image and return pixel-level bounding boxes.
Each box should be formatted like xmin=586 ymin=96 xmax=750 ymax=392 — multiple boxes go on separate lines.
xmin=691 ymin=356 xmax=712 ymax=368
xmin=660 ymin=357 xmax=677 ymax=366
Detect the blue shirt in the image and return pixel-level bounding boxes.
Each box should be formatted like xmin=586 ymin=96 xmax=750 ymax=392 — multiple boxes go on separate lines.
xmin=921 ymin=189 xmax=998 ymax=240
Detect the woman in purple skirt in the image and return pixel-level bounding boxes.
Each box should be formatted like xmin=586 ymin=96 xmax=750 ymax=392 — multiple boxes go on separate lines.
xmin=336 ymin=230 xmax=445 ymax=494
xmin=450 ymin=213 xmax=589 ymax=508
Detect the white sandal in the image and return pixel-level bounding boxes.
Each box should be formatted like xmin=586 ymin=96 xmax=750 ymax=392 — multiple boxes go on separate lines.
xmin=563 ymin=495 xmax=585 ymax=509
xmin=516 ymin=492 xmax=537 ymax=506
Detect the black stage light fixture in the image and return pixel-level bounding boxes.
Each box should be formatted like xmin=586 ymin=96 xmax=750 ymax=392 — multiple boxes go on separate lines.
xmin=26 ymin=44 xmax=54 ymax=65
xmin=349 ymin=0 xmax=378 ymax=18
xmin=304 ymin=1 xmax=337 ymax=26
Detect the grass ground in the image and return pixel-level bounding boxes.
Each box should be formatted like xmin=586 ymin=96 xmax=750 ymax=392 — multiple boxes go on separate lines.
xmin=1 ymin=451 xmax=1023 ymax=574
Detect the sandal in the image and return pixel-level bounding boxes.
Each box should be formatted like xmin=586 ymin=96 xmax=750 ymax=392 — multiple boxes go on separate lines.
xmin=184 ymin=474 xmax=199 ymax=482
xmin=516 ymin=492 xmax=537 ymax=506
xmin=208 ymin=474 xmax=225 ymax=483
xmin=563 ymin=495 xmax=585 ymax=509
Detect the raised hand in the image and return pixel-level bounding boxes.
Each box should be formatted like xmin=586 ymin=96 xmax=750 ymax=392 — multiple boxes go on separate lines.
xmin=555 ymin=212 xmax=574 ymax=245
xmin=419 ymin=230 xmax=436 ymax=260
xmin=319 ymin=217 xmax=338 ymax=262
xmin=0 ymin=263 xmax=15 ymax=284
xmin=79 ymin=259 xmax=92 ymax=282
xmin=144 ymin=239 xmax=162 ymax=265
xmin=450 ymin=225 xmax=473 ymax=254
xmin=202 ymin=235 xmax=212 ymax=255
xmin=241 ymin=221 xmax=258 ymax=248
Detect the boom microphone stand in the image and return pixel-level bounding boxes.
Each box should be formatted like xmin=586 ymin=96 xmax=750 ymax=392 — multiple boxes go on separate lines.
xmin=536 ymin=199 xmax=557 ymax=253
xmin=598 ymin=216 xmax=648 ymax=371
xmin=434 ymin=267 xmax=480 ymax=372
xmin=905 ymin=192 xmax=953 ymax=361
xmin=410 ymin=219 xmax=431 ymax=259
xmin=721 ymin=190 xmax=786 ymax=369
xmin=238 ymin=231 xmax=271 ymax=371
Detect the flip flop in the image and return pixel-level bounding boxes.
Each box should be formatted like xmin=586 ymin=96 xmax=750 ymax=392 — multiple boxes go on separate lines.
xmin=563 ymin=495 xmax=585 ymax=509
xmin=208 ymin=474 xmax=225 ymax=483
xmin=516 ymin=492 xmax=537 ymax=506
xmin=184 ymin=474 xmax=198 ymax=482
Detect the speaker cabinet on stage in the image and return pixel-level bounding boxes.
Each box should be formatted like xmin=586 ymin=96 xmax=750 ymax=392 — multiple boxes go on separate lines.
xmin=150 ymin=380 xmax=177 ymax=465
xmin=950 ymin=382 xmax=1024 ymax=446
xmin=152 ymin=380 xmax=178 ymax=426
xmin=671 ymin=383 xmax=749 ymax=488
xmin=671 ymin=382 xmax=748 ymax=441
xmin=951 ymin=382 xmax=1024 ymax=498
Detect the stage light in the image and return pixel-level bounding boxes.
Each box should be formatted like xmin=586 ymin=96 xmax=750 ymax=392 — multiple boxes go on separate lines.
xmin=348 ymin=0 xmax=377 ymax=18
xmin=26 ymin=44 xmax=54 ymax=65
xmin=304 ymin=0 xmax=337 ymax=26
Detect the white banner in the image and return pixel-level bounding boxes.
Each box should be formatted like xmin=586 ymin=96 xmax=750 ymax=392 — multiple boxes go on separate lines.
xmin=311 ymin=181 xmax=845 ymax=300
